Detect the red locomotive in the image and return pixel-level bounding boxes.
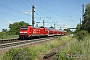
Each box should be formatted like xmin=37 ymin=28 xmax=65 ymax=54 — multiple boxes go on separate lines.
xmin=19 ymin=25 xmax=67 ymax=39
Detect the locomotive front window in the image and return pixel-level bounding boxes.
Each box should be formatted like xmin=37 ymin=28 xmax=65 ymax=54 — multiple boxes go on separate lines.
xmin=20 ymin=26 xmax=28 ymax=30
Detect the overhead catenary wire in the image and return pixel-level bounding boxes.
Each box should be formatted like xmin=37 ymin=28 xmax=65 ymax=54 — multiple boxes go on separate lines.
xmin=19 ymin=0 xmax=32 ymax=9
xmin=10 ymin=0 xmax=49 ymax=25
xmin=69 ymin=5 xmax=81 ymax=13
xmin=0 ymin=0 xmax=81 ymax=29
xmin=0 ymin=0 xmax=50 ymax=25
xmin=26 ymin=0 xmax=73 ymax=25
xmin=0 ymin=3 xmax=31 ymax=16
xmin=0 ymin=11 xmax=30 ymax=20
xmin=27 ymin=0 xmax=60 ymax=16
xmin=10 ymin=0 xmax=29 ymax=10
xmin=0 ymin=0 xmax=60 ymax=30
xmin=27 ymin=0 xmax=52 ymax=19
xmin=41 ymin=0 xmax=81 ymax=26
xmin=16 ymin=0 xmax=50 ymax=23
xmin=27 ymin=0 xmax=55 ymax=23
xmin=41 ymin=0 xmax=82 ymax=20
xmin=41 ymin=0 xmax=66 ymax=15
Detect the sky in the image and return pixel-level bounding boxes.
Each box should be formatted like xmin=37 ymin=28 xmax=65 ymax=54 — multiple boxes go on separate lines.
xmin=0 ymin=0 xmax=90 ymax=31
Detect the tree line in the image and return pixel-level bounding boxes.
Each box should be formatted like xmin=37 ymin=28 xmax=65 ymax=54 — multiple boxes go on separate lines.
xmin=76 ymin=3 xmax=90 ymax=33
xmin=82 ymin=3 xmax=90 ymax=33
xmin=74 ymin=3 xmax=90 ymax=40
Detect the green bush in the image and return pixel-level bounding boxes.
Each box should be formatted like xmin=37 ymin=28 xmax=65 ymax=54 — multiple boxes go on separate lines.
xmin=74 ymin=30 xmax=88 ymax=41
xmin=2 ymin=48 xmax=36 ymax=60
xmin=0 ymin=32 xmax=19 ymax=39
xmin=0 ymin=32 xmax=8 ymax=39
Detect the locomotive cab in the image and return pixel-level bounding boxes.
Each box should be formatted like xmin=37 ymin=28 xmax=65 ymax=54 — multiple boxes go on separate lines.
xmin=19 ymin=26 xmax=32 ymax=39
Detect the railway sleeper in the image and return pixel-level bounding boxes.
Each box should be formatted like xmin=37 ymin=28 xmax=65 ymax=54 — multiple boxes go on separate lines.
xmin=43 ymin=52 xmax=56 ymax=59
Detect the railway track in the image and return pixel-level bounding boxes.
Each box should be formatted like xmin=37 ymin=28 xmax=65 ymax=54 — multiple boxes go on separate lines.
xmin=0 ymin=36 xmax=58 ymax=50
xmin=0 ymin=38 xmax=20 ymax=44
xmin=0 ymin=36 xmax=59 ymax=44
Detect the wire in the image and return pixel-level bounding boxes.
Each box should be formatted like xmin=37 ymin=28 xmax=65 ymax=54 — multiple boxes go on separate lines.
xmin=27 ymin=0 xmax=55 ymax=23
xmin=27 ymin=0 xmax=60 ymax=16
xmin=19 ymin=0 xmax=31 ymax=9
xmin=10 ymin=0 xmax=29 ymax=10
xmin=27 ymin=0 xmax=48 ymax=18
xmin=0 ymin=11 xmax=30 ymax=20
xmin=41 ymin=0 xmax=66 ymax=15
xmin=41 ymin=0 xmax=82 ymax=22
xmin=17 ymin=0 xmax=49 ymax=22
xmin=69 ymin=5 xmax=81 ymax=13
xmin=0 ymin=3 xmax=31 ymax=16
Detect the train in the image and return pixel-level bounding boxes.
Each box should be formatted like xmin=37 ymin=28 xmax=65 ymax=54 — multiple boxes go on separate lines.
xmin=19 ymin=25 xmax=67 ymax=39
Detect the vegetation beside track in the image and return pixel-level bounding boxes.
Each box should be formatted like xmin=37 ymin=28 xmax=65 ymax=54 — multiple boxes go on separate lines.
xmin=57 ymin=32 xmax=90 ymax=60
xmin=0 ymin=32 xmax=18 ymax=40
xmin=1 ymin=31 xmax=90 ymax=60
xmin=1 ymin=36 xmax=72 ymax=60
xmin=1 ymin=30 xmax=90 ymax=60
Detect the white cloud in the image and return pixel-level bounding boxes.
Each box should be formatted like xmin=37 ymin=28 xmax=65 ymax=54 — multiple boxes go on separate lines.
xmin=23 ymin=10 xmax=32 ymax=15
xmin=8 ymin=21 xmax=12 ymax=23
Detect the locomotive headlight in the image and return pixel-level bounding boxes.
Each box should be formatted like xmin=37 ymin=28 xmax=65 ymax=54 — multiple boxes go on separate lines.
xmin=24 ymin=32 xmax=27 ymax=33
xmin=20 ymin=32 xmax=27 ymax=33
xmin=20 ymin=32 xmax=23 ymax=33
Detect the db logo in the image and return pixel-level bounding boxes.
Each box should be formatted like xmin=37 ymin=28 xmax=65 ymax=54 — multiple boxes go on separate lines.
xmin=33 ymin=29 xmax=36 ymax=33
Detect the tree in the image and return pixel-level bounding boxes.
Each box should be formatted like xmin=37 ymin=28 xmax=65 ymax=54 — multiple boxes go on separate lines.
xmin=74 ymin=24 xmax=81 ymax=33
xmin=8 ymin=21 xmax=29 ymax=35
xmin=74 ymin=30 xmax=88 ymax=41
xmin=64 ymin=28 xmax=72 ymax=34
xmin=82 ymin=3 xmax=90 ymax=33
xmin=50 ymin=26 xmax=54 ymax=29
xmin=2 ymin=28 xmax=7 ymax=32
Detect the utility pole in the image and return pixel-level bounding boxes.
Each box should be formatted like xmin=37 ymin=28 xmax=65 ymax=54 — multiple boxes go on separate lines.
xmin=32 ymin=5 xmax=35 ymax=27
xmin=36 ymin=22 xmax=40 ymax=27
xmin=60 ymin=26 xmax=62 ymax=30
xmin=54 ymin=22 xmax=57 ymax=29
xmin=43 ymin=20 xmax=45 ymax=27
xmin=54 ymin=23 xmax=55 ymax=29
xmin=82 ymin=4 xmax=84 ymax=22
xmin=80 ymin=18 xmax=81 ymax=27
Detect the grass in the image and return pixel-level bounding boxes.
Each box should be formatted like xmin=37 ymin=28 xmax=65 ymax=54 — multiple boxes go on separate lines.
xmin=0 ymin=54 xmax=3 ymax=60
xmin=0 ymin=31 xmax=19 ymax=40
xmin=0 ymin=36 xmax=73 ymax=60
xmin=57 ymin=36 xmax=90 ymax=60
xmin=0 ymin=35 xmax=19 ymax=40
